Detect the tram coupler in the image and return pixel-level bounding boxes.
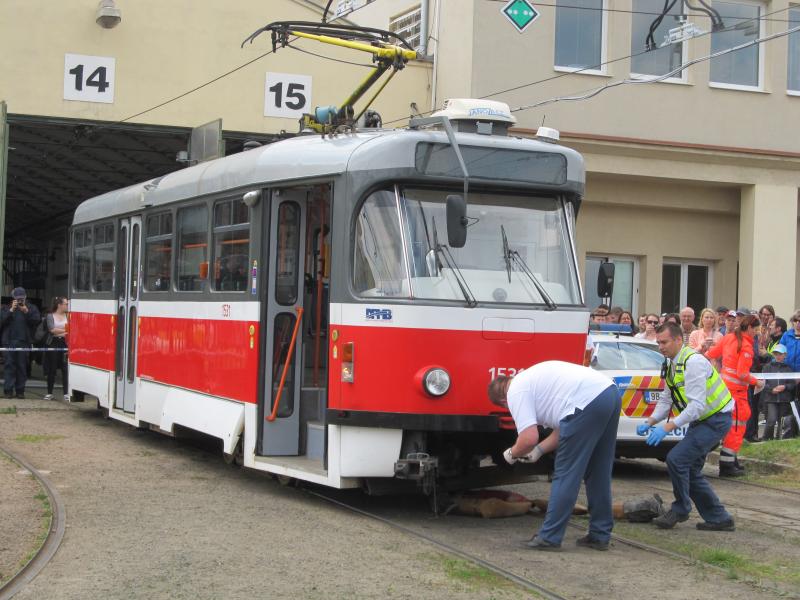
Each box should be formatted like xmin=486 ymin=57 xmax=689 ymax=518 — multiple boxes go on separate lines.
xmin=394 ymin=452 xmax=438 ymax=480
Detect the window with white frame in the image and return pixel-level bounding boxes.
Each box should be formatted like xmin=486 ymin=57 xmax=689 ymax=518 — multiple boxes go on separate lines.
xmin=661 ymin=260 xmax=712 ymax=315
xmin=585 ymin=255 xmax=639 ymax=314
xmin=389 ymin=5 xmax=422 ymax=51
xmin=555 ymin=0 xmax=605 ymax=71
xmin=789 ymin=6 xmax=800 ymax=92
xmin=710 ymin=0 xmax=762 ymax=88
xmin=630 ymin=0 xmax=686 ymax=78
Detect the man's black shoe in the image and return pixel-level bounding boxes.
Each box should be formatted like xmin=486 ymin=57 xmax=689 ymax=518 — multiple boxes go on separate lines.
xmin=526 ymin=536 xmax=562 ymax=551
xmin=696 ymin=519 xmax=735 ymax=531
xmin=3 ymin=392 xmax=12 ymax=399
xmin=575 ymin=535 xmax=609 ymax=551
xmin=15 ymin=393 xmax=25 ymax=399
xmin=719 ymin=464 xmax=745 ymax=478
xmin=653 ymin=510 xmax=689 ymax=529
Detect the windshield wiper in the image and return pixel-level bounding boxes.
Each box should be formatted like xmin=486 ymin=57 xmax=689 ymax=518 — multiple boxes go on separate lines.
xmin=508 ymin=248 xmax=558 ymax=311
xmin=432 ymin=216 xmax=477 ymax=307
xmin=501 ymin=225 xmax=512 ymax=284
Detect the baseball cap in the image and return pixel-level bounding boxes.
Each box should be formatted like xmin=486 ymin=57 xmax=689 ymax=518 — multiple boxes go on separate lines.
xmin=716 ymin=306 xmax=729 ymax=313
xmin=726 ymin=310 xmax=737 ymax=317
xmin=736 ymin=306 xmax=752 ymax=316
xmin=772 ymin=344 xmax=788 ymax=354
xmin=11 ymin=287 xmax=26 ymax=299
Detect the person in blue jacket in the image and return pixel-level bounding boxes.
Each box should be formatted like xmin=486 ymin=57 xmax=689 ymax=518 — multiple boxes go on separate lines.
xmin=778 ymin=310 xmax=800 ymax=437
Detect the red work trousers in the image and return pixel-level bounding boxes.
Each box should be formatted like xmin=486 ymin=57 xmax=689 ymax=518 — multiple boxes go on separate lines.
xmin=721 ymin=387 xmax=750 ymax=454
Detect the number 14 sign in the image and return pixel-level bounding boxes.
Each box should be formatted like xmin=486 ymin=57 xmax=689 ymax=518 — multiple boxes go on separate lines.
xmin=64 ymin=54 xmax=115 ymax=104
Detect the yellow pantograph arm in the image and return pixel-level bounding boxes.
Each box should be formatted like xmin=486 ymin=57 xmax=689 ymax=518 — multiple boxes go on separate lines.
xmin=290 ymin=30 xmax=417 ymax=61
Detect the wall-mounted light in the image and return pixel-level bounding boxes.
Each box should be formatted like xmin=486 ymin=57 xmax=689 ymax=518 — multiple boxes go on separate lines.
xmin=96 ymin=0 xmax=122 ymax=29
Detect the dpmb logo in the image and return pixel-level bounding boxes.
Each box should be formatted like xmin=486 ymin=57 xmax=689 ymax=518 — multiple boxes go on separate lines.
xmin=501 ymin=0 xmax=540 ymax=33
xmin=366 ymin=308 xmax=393 ymax=321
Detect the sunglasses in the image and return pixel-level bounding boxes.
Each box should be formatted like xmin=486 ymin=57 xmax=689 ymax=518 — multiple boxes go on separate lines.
xmin=647 ymin=320 xmax=659 ymax=325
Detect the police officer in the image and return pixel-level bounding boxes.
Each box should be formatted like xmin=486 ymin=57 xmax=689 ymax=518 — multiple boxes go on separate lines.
xmin=488 ymin=361 xmax=621 ymax=551
xmin=640 ymin=322 xmax=735 ymax=531
xmin=0 ymin=287 xmax=41 ymax=399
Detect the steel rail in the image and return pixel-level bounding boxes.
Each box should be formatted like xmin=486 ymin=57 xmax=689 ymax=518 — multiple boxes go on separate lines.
xmin=303 ymin=487 xmax=568 ymax=600
xmin=0 ymin=446 xmax=66 ymax=600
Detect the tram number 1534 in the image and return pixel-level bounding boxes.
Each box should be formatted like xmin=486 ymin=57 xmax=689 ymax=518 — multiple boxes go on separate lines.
xmin=488 ymin=367 xmax=525 ymax=380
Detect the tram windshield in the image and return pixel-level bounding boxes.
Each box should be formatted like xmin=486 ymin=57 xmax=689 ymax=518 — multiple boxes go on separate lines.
xmin=353 ymin=187 xmax=581 ymax=305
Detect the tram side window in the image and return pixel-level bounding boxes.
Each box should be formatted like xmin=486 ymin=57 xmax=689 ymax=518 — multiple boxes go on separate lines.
xmin=93 ymin=223 xmax=115 ymax=292
xmin=144 ymin=212 xmax=173 ymax=291
xmin=353 ymin=190 xmax=408 ymax=298
xmin=177 ymin=205 xmax=208 ymax=292
xmin=212 ymin=199 xmax=250 ymax=292
xmin=72 ymin=227 xmax=92 ymax=292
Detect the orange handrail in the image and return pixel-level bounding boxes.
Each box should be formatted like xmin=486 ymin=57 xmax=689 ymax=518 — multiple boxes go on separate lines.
xmin=266 ymin=306 xmax=304 ymax=422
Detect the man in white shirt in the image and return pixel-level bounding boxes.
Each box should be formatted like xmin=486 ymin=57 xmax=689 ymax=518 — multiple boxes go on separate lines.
xmin=488 ymin=361 xmax=620 ymax=551
xmin=638 ymin=322 xmax=735 ymax=531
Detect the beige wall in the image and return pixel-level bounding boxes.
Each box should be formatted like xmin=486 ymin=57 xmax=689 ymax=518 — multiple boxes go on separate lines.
xmin=453 ymin=0 xmax=800 ymax=153
xmin=576 ymin=175 xmax=741 ymax=315
xmin=0 ymin=0 xmax=432 ymax=132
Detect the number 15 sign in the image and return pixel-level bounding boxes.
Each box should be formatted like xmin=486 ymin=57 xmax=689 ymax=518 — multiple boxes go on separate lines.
xmin=64 ymin=54 xmax=115 ymax=103
xmin=264 ymin=72 xmax=312 ymax=118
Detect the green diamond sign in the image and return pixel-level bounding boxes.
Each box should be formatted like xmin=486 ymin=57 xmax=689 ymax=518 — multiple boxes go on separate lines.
xmin=501 ymin=0 xmax=540 ymax=33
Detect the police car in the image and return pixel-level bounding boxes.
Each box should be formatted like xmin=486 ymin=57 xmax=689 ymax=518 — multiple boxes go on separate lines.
xmin=588 ymin=327 xmax=685 ymax=460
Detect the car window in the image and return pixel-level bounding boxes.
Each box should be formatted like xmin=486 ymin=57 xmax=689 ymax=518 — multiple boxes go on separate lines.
xmin=592 ymin=341 xmax=665 ymax=371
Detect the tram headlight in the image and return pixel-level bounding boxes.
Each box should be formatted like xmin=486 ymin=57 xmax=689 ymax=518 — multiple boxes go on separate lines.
xmin=423 ymin=368 xmax=451 ymax=397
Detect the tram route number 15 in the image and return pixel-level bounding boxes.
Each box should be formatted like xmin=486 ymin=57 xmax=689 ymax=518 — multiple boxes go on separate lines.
xmin=264 ymin=72 xmax=312 ymax=119
xmin=63 ymin=54 xmax=115 ymax=104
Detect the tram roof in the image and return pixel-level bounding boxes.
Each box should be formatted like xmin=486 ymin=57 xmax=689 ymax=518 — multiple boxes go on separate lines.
xmin=73 ymin=128 xmax=584 ymax=225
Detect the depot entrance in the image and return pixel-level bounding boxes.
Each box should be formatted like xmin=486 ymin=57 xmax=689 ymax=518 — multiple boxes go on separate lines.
xmin=0 ymin=105 xmax=277 ymax=306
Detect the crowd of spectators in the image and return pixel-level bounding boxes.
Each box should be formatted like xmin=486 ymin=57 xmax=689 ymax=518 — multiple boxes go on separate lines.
xmin=590 ymin=303 xmax=800 ymax=440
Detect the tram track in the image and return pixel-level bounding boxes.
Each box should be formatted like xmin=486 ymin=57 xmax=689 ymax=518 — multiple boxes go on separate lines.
xmin=303 ymin=487 xmax=569 ymax=600
xmin=0 ymin=445 xmax=65 ymax=600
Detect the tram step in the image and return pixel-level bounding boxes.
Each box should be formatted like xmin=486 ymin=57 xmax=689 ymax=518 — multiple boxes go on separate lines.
xmin=306 ymin=420 xmax=325 ymax=460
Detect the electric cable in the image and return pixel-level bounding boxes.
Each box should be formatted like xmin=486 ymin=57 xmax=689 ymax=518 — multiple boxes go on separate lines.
xmin=381 ymin=4 xmax=794 ymax=126
xmin=285 ymin=41 xmax=377 ymax=68
xmin=483 ymin=0 xmax=800 ymax=23
xmin=509 ymin=21 xmax=800 ymax=113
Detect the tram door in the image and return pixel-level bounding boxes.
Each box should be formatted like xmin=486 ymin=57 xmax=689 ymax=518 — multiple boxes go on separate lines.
xmin=260 ymin=192 xmax=307 ymax=455
xmin=114 ymin=216 xmax=142 ymax=413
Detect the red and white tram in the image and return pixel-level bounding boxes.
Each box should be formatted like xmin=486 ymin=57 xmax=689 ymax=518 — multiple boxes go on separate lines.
xmin=68 ymin=99 xmax=590 ymax=492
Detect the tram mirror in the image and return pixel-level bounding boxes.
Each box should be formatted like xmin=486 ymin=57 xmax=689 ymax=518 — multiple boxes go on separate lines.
xmin=446 ymin=195 xmax=467 ymax=248
xmin=597 ymin=262 xmax=615 ymax=299
xmin=243 ymin=190 xmax=261 ymax=207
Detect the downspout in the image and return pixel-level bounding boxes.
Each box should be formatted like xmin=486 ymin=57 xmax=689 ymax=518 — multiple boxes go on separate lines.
xmin=429 ymin=0 xmax=442 ymax=110
xmin=419 ymin=0 xmax=429 ymax=57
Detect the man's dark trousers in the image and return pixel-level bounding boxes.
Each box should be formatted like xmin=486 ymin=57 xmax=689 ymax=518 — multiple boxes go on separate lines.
xmin=4 ymin=343 xmax=28 ymax=395
xmin=537 ymin=385 xmax=621 ymax=545
xmin=666 ymin=410 xmax=733 ymax=523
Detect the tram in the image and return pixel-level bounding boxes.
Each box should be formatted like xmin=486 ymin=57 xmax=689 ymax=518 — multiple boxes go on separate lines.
xmin=68 ymin=97 xmax=591 ymax=493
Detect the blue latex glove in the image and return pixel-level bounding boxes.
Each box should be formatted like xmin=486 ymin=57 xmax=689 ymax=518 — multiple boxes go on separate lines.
xmin=636 ymin=422 xmax=650 ymax=436
xmin=646 ymin=425 xmax=668 ymax=446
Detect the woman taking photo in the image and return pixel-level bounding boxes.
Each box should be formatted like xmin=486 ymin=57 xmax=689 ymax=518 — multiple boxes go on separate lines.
xmin=43 ymin=297 xmax=69 ymax=401
xmin=688 ymin=307 xmax=723 ymax=356
xmin=706 ymin=314 xmax=764 ymax=476
xmin=635 ymin=314 xmax=659 ymax=341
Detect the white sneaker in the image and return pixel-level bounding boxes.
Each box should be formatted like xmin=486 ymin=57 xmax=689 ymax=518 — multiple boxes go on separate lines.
xmin=63 ymin=394 xmax=70 ymax=402
xmin=43 ymin=394 xmax=53 ymax=401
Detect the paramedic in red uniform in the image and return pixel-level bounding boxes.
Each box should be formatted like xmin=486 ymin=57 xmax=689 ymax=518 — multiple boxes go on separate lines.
xmin=488 ymin=361 xmax=620 ymax=551
xmin=705 ymin=314 xmax=764 ymax=476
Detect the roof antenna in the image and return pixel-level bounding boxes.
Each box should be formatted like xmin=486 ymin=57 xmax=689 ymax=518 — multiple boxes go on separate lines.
xmin=540 ymin=115 xmax=547 ymax=128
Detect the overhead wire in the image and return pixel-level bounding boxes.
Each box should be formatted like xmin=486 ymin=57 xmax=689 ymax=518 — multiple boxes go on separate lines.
xmin=483 ymin=0 xmax=800 ymax=23
xmin=381 ymin=4 xmax=796 ymax=126
xmin=116 ymin=0 xmax=384 ymax=126
xmin=510 ymin=20 xmax=800 ymax=113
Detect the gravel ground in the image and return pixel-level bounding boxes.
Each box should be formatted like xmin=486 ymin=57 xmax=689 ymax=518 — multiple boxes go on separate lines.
xmin=0 ymin=400 xmax=524 ymax=600
xmin=0 ymin=446 xmax=45 ymax=585
xmin=2 ymin=394 xmax=799 ymax=599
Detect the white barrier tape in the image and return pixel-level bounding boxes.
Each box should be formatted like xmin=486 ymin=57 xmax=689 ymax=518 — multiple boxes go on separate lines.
xmin=754 ymin=372 xmax=800 ymax=380
xmin=0 ymin=348 xmax=67 ymax=352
